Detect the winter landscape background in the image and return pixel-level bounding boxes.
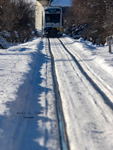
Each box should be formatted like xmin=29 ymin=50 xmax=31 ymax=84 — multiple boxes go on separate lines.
xmin=0 ymin=0 xmax=113 ymax=150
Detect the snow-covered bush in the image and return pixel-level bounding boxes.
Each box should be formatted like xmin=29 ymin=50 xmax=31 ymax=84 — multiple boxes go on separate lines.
xmin=0 ymin=0 xmax=40 ymax=48
xmin=64 ymin=24 xmax=87 ymax=40
xmin=64 ymin=0 xmax=113 ymax=45
xmin=0 ymin=35 xmax=9 ymax=49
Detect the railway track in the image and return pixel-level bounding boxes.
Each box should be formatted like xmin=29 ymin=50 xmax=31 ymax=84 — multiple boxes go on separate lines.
xmin=48 ymin=38 xmax=69 ymax=150
xmin=58 ymin=38 xmax=113 ymax=108
xmin=48 ymin=37 xmax=113 ymax=150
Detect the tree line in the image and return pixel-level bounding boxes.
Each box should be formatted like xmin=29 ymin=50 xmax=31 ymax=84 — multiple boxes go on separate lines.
xmin=0 ymin=0 xmax=38 ymax=44
xmin=64 ymin=0 xmax=113 ymax=45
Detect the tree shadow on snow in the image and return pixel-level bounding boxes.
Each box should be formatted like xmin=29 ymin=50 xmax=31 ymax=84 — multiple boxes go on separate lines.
xmin=0 ymin=40 xmax=57 ymax=150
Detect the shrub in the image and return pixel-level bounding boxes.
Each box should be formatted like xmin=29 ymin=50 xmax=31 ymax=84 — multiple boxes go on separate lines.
xmin=0 ymin=0 xmax=39 ymax=45
xmin=64 ymin=0 xmax=113 ymax=45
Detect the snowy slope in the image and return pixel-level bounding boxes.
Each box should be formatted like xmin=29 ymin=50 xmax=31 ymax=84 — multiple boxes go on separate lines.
xmin=0 ymin=38 xmax=60 ymax=150
xmin=51 ymin=0 xmax=71 ymax=6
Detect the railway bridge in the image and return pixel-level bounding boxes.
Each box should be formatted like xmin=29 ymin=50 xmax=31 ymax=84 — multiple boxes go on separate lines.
xmin=35 ymin=0 xmax=54 ymax=30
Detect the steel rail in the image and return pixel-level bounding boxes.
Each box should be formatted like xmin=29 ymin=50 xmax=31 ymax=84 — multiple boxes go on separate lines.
xmin=48 ymin=38 xmax=69 ymax=150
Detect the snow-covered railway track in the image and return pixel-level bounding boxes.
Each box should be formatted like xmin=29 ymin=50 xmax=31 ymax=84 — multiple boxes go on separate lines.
xmin=49 ymin=37 xmax=113 ymax=150
xmin=48 ymin=38 xmax=69 ymax=150
xmin=59 ymin=38 xmax=113 ymax=109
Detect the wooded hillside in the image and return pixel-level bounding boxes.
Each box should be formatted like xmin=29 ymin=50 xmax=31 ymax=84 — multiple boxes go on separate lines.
xmin=0 ymin=0 xmax=38 ymax=46
xmin=64 ymin=0 xmax=113 ymax=45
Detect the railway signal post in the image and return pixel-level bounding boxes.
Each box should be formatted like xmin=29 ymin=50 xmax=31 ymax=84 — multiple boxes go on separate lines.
xmin=106 ymin=36 xmax=113 ymax=53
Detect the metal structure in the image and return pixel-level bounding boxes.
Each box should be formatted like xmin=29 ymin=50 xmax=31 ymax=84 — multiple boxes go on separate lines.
xmin=106 ymin=36 xmax=113 ymax=53
xmin=42 ymin=7 xmax=63 ymax=37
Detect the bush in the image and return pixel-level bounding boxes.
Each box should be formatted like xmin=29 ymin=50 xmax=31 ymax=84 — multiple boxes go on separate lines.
xmin=0 ymin=0 xmax=39 ymax=45
xmin=64 ymin=0 xmax=113 ymax=45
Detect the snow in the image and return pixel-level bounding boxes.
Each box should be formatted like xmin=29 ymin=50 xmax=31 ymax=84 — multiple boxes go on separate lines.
xmin=62 ymin=37 xmax=113 ymax=91
xmin=50 ymin=37 xmax=113 ymax=150
xmin=0 ymin=35 xmax=113 ymax=149
xmin=0 ymin=38 xmax=60 ymax=150
xmin=0 ymin=35 xmax=10 ymax=49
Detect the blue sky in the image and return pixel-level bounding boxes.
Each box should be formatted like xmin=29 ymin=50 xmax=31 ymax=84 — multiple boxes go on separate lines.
xmin=30 ymin=0 xmax=71 ymax=6
xmin=51 ymin=0 xmax=71 ymax=6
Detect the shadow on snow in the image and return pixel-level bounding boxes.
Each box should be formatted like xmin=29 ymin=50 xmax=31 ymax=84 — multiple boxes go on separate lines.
xmin=0 ymin=40 xmax=54 ymax=150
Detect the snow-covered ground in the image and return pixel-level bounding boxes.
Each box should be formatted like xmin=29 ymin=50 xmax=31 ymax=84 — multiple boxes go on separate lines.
xmin=61 ymin=36 xmax=113 ymax=94
xmin=0 ymin=38 xmax=60 ymax=150
xmin=0 ymin=35 xmax=113 ymax=150
xmin=50 ymin=37 xmax=113 ymax=150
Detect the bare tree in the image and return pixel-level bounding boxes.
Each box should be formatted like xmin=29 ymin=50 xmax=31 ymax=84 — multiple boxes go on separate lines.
xmin=65 ymin=0 xmax=113 ymax=45
xmin=0 ymin=0 xmax=37 ymax=43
